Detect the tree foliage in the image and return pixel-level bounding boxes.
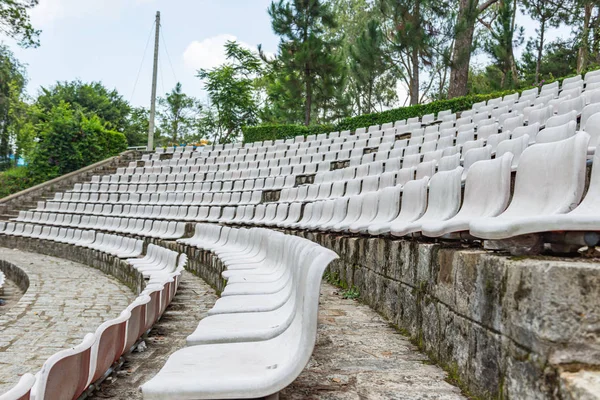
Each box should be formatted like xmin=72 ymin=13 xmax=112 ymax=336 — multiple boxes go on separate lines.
xmin=484 ymin=0 xmax=524 ymax=89
xmin=36 ymin=80 xmax=131 ymax=133
xmin=28 ymin=101 xmax=127 ymax=180
xmin=197 ymin=41 xmax=262 ymax=143
xmin=0 ymin=44 xmax=27 ymax=169
xmin=157 ymin=82 xmax=199 ymax=144
xmin=266 ymin=0 xmax=342 ymax=125
xmin=0 ymin=0 xmax=40 ymax=47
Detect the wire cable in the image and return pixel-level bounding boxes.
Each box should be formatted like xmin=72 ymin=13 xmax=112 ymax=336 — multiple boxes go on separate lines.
xmin=129 ymin=20 xmax=156 ymax=103
xmin=160 ymin=23 xmax=178 ymax=84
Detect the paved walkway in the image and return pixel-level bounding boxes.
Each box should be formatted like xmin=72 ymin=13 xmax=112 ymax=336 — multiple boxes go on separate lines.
xmin=88 ymin=270 xmax=219 ymax=399
xmin=91 ymin=274 xmax=464 ymax=399
xmin=0 ymin=248 xmax=134 ymax=393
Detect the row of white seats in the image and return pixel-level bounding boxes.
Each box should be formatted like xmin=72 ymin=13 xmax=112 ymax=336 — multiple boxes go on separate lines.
xmin=0 ymin=270 xmax=4 ymax=292
xmin=48 ymin=190 xmax=263 ymax=208
xmin=0 ymin=243 xmax=186 ymax=400
xmin=140 ymin=226 xmax=339 ymax=399
xmin=21 ymin=204 xmax=235 ymax=225
xmin=5 ymin=217 xmax=186 ymax=240
xmin=216 ymin=132 xmax=599 ymax=242
xmin=0 ymin=224 xmax=144 ymax=258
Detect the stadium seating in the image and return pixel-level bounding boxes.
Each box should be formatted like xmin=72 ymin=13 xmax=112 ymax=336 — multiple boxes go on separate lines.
xmin=141 ymin=225 xmax=338 ymax=399
xmin=3 ymin=69 xmax=600 ymax=398
xmin=0 ymin=237 xmax=187 ymax=399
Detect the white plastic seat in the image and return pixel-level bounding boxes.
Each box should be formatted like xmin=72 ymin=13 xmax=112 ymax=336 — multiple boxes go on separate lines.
xmin=470 ymin=132 xmax=590 ymax=239
xmin=463 ymin=146 xmax=492 ymax=172
xmin=422 ymin=156 xmax=513 ymax=237
xmin=495 ymin=134 xmax=530 ymax=169
xmin=581 ymin=104 xmax=600 ymax=128
xmin=546 ymin=110 xmax=576 ymax=128
xmin=352 ymin=185 xmax=402 ymax=234
xmin=32 ymin=334 xmax=96 ymax=400
xmin=373 ymin=177 xmax=429 ymax=235
xmin=536 ymin=121 xmax=577 ymax=143
xmin=140 ymin=246 xmax=337 ymax=400
xmin=438 ymin=153 xmax=460 ymax=171
xmin=511 ymin=123 xmax=539 ymax=144
xmin=502 ymin=114 xmax=523 ymax=133
xmin=391 ymin=167 xmax=463 ymax=236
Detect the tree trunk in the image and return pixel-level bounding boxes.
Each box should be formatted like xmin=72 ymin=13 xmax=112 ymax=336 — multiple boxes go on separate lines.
xmin=410 ymin=0 xmax=421 ymax=105
xmin=592 ymin=10 xmax=600 ymax=64
xmin=578 ymin=2 xmax=593 ymax=74
xmin=410 ymin=47 xmax=420 ymax=105
xmin=509 ymin=0 xmax=519 ymax=87
xmin=535 ymin=18 xmax=546 ymax=85
xmin=305 ymin=67 xmax=311 ymax=126
xmin=448 ymin=0 xmax=478 ymax=98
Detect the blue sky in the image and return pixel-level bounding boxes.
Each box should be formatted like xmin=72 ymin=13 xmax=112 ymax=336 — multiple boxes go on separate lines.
xmin=4 ymin=0 xmax=569 ymax=109
xmin=8 ymin=0 xmax=280 ymax=107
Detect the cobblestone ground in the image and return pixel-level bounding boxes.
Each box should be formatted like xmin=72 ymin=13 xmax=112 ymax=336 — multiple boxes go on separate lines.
xmin=0 ymin=279 xmax=24 ymax=315
xmin=91 ymin=274 xmax=464 ymax=400
xmin=280 ymin=285 xmax=465 ymax=400
xmin=0 ymin=247 xmax=134 ymax=393
xmin=88 ymin=270 xmax=219 ymax=399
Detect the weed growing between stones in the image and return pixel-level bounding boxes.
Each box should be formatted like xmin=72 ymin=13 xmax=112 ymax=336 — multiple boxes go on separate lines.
xmin=341 ymin=286 xmax=360 ymax=300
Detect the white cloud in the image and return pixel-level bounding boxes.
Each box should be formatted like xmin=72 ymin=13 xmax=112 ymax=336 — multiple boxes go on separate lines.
xmin=29 ymin=0 xmax=139 ymax=26
xmin=183 ymin=34 xmax=259 ymax=72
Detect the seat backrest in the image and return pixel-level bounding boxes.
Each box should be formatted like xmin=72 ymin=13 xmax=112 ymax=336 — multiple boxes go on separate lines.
xmin=546 ymin=110 xmax=577 ymax=128
xmin=35 ymin=333 xmax=96 ymax=400
xmin=398 ymin=177 xmax=429 ymax=221
xmin=496 ymin=134 xmax=530 ymax=168
xmin=458 ymin=153 xmax=513 ymax=219
xmin=438 ymin=153 xmax=460 ymax=172
xmin=581 ymin=104 xmax=600 ymax=128
xmin=536 ymin=120 xmax=577 ymax=143
xmin=89 ymin=311 xmax=129 ymax=384
xmin=463 ymin=146 xmax=492 ymax=172
xmin=420 ymin=167 xmax=464 ymax=222
xmin=501 ymin=132 xmax=589 ymax=217
xmin=584 ymin=113 xmax=600 ymax=147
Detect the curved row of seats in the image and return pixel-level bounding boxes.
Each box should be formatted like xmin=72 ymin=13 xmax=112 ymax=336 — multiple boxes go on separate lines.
xmin=0 ymin=225 xmax=145 ymax=258
xmin=140 ymin=225 xmax=339 ymax=400
xmin=5 ymin=218 xmax=186 ymax=241
xmin=238 ymin=132 xmax=598 ymax=240
xmin=0 ymin=238 xmax=185 ymax=400
xmin=0 ymin=270 xmax=4 ymax=292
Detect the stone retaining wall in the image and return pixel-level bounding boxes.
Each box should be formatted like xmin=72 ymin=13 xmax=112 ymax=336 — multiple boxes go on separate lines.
xmin=0 ymin=236 xmax=145 ymax=294
xmin=286 ymin=231 xmax=600 ymax=400
xmin=0 ymin=259 xmax=29 ymax=292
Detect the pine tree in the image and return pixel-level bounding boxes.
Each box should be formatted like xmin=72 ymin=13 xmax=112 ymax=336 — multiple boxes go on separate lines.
xmin=158 ymin=82 xmax=198 ymax=144
xmin=484 ymin=0 xmax=523 ymax=89
xmin=521 ymin=0 xmax=568 ymax=84
xmin=379 ymin=0 xmax=447 ymax=105
xmin=267 ymin=0 xmax=341 ymax=125
xmin=349 ymin=20 xmax=396 ymax=114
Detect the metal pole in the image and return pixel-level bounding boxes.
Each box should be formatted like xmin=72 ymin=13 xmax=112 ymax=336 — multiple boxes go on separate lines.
xmin=147 ymin=11 xmax=160 ymax=151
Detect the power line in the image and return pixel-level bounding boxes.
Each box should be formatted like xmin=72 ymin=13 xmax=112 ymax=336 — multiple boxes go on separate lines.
xmin=158 ymin=47 xmax=166 ymax=96
xmin=130 ymin=19 xmax=156 ymax=103
xmin=160 ymin=23 xmax=178 ymax=84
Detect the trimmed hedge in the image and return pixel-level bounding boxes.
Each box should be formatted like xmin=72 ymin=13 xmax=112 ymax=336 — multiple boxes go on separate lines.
xmin=242 ymin=123 xmax=334 ymax=144
xmin=334 ymin=91 xmax=516 ymax=131
xmin=242 ymin=68 xmax=600 ymax=143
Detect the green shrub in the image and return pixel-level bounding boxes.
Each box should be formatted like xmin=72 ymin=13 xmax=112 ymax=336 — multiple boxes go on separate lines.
xmin=242 ymin=68 xmax=600 ymax=143
xmin=0 ymin=167 xmax=39 ymax=199
xmin=334 ymin=91 xmax=517 ymax=132
xmin=28 ymin=103 xmax=128 ymax=182
xmin=242 ymin=123 xmax=334 ymax=144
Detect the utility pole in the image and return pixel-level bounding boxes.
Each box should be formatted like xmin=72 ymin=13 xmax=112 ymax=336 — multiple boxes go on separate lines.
xmin=148 ymin=11 xmax=160 ymax=151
